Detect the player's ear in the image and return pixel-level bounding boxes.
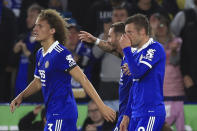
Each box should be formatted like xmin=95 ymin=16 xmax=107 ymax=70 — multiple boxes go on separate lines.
xmin=139 ymin=28 xmax=146 ymax=35
xmin=50 ymin=28 xmax=56 ymax=35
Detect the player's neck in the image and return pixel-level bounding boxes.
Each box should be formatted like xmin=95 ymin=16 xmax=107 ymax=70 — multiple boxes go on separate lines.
xmin=41 ymin=37 xmax=55 ymax=53
xmin=138 ymin=36 xmax=150 ymax=49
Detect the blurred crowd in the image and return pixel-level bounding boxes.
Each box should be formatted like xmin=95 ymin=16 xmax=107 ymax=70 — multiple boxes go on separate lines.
xmin=0 ymin=0 xmax=197 ymax=130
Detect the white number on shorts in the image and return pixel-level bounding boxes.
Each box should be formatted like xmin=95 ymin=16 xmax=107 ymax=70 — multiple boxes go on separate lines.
xmin=55 ymin=119 xmax=63 ymax=131
xmin=48 ymin=123 xmax=53 ymax=131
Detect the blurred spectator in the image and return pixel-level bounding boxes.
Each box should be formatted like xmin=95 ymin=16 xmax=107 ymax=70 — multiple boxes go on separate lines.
xmin=157 ymin=0 xmax=195 ymax=18
xmin=13 ymin=4 xmax=43 ymax=102
xmin=98 ymin=18 xmax=112 ymax=41
xmin=83 ymin=0 xmax=131 ymax=36
xmin=18 ymin=105 xmax=46 ymax=131
xmin=48 ymin=0 xmax=72 ymax=19
xmin=65 ymin=20 xmax=98 ymax=101
xmin=0 ymin=0 xmax=17 ymax=102
xmin=67 ymin=0 xmax=96 ymax=30
xmin=17 ymin=0 xmax=49 ymax=34
xmin=129 ymin=0 xmax=168 ymax=19
xmin=81 ymin=101 xmax=117 ymax=131
xmin=151 ymin=13 xmax=185 ymax=130
xmin=3 ymin=0 xmax=22 ymax=17
xmin=170 ymin=0 xmax=197 ymax=102
xmin=90 ymin=6 xmax=128 ymax=111
xmin=48 ymin=0 xmax=68 ymax=12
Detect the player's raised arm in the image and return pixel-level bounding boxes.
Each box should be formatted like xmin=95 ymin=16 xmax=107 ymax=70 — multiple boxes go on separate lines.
xmin=69 ymin=65 xmax=116 ymax=122
xmin=79 ymin=31 xmax=115 ymax=53
xmin=10 ymin=78 xmax=41 ymax=113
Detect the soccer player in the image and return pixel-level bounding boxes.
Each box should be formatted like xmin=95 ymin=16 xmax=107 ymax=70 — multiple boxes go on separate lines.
xmin=79 ymin=22 xmax=133 ymax=131
xmin=119 ymin=14 xmax=166 ymax=131
xmin=10 ymin=9 xmax=116 ymax=131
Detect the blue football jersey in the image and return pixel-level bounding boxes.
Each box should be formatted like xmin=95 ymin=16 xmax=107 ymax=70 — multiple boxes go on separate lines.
xmin=123 ymin=38 xmax=166 ymax=117
xmin=119 ymin=57 xmax=133 ymax=116
xmin=34 ymin=41 xmax=78 ymax=120
xmin=115 ymin=57 xmax=133 ymax=129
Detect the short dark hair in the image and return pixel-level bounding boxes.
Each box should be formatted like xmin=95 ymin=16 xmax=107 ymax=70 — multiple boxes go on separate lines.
xmin=110 ymin=22 xmax=125 ymax=34
xmin=125 ymin=14 xmax=150 ymax=35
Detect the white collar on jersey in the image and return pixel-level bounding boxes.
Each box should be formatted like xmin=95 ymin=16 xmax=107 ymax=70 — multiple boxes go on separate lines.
xmin=137 ymin=38 xmax=153 ymax=53
xmin=42 ymin=41 xmax=59 ymax=57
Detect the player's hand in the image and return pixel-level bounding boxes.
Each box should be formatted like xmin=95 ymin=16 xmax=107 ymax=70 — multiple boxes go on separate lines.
xmin=98 ymin=104 xmax=116 ymax=122
xmin=119 ymin=34 xmax=131 ymax=49
xmin=10 ymin=95 xmax=23 ymax=113
xmin=33 ymin=105 xmax=43 ymax=115
xmin=79 ymin=31 xmax=97 ymax=43
xmin=121 ymin=63 xmax=131 ymax=76
xmin=120 ymin=115 xmax=129 ymax=131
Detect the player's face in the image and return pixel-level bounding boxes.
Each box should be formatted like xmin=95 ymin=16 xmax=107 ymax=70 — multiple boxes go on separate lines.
xmin=88 ymin=103 xmax=103 ymax=123
xmin=107 ymin=28 xmax=117 ymax=48
xmin=108 ymin=28 xmax=122 ymax=54
xmin=112 ymin=9 xmax=128 ymax=23
xmin=125 ymin=23 xmax=142 ymax=48
xmin=33 ymin=18 xmax=55 ymax=42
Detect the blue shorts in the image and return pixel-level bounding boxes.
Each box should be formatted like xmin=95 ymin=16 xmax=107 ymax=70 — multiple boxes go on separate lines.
xmin=44 ymin=116 xmax=77 ymax=131
xmin=129 ymin=116 xmax=165 ymax=131
xmin=114 ymin=115 xmax=123 ymax=131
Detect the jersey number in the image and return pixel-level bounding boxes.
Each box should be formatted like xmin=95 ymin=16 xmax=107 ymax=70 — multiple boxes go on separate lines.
xmin=39 ymin=70 xmax=45 ymax=79
xmin=48 ymin=123 xmax=53 ymax=131
xmin=48 ymin=119 xmax=63 ymax=131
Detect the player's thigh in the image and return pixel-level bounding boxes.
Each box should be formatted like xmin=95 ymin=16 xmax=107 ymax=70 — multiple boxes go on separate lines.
xmin=135 ymin=116 xmax=165 ymax=131
xmin=44 ymin=117 xmax=77 ymax=131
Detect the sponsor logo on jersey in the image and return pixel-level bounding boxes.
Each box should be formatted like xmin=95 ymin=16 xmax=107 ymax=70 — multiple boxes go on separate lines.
xmin=66 ymin=54 xmax=76 ymax=67
xmin=140 ymin=49 xmax=156 ymax=61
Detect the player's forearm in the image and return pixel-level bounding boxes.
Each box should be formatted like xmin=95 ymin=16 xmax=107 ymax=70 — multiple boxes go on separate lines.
xmin=20 ymin=78 xmax=41 ymax=99
xmin=123 ymin=47 xmax=149 ymax=78
xmin=80 ymin=77 xmax=105 ymax=107
xmin=97 ymin=39 xmax=115 ymax=53
xmin=70 ymin=66 xmax=105 ymax=107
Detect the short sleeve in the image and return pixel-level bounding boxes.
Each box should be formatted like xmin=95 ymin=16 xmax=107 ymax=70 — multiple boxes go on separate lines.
xmin=56 ymin=49 xmax=77 ymax=72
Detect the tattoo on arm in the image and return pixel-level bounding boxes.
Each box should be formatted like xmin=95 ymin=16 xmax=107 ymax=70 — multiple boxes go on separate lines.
xmin=98 ymin=40 xmax=115 ymax=53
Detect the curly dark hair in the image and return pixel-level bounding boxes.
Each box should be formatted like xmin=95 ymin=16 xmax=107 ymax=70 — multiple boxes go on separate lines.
xmin=38 ymin=9 xmax=69 ymax=45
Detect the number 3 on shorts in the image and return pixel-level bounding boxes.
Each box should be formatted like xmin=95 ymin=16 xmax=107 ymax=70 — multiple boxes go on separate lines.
xmin=48 ymin=123 xmax=53 ymax=131
xmin=48 ymin=119 xmax=63 ymax=131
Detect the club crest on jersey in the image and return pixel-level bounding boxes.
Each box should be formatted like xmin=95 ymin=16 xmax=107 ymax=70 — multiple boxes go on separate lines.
xmin=45 ymin=61 xmax=49 ymax=68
